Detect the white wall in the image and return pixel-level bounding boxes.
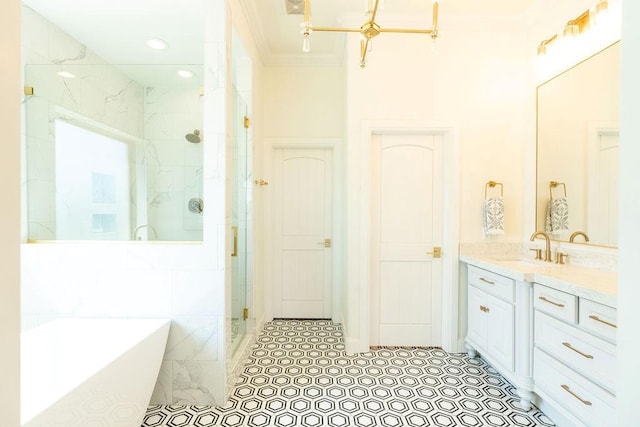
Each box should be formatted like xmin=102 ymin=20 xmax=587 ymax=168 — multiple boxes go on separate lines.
xmin=263 ymin=66 xmax=344 ymax=139
xmin=343 ymin=18 xmax=530 ymax=350
xmin=0 ymin=0 xmax=21 ymax=423
xmin=618 ymin=0 xmax=640 ymax=423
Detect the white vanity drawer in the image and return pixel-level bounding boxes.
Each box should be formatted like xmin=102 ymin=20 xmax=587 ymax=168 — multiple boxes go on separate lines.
xmin=534 ymin=284 xmax=577 ymax=324
xmin=535 ymin=312 xmax=616 ymax=393
xmin=534 ymin=348 xmax=615 ymax=427
xmin=468 ymin=266 xmax=514 ymax=303
xmin=579 ymin=299 xmax=617 ymax=344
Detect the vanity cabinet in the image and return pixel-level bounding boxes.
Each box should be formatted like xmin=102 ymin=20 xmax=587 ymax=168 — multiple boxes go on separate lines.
xmin=467 ymin=285 xmax=514 ymax=370
xmin=533 ymin=283 xmax=617 ymax=426
xmin=465 ymin=265 xmax=534 ymax=410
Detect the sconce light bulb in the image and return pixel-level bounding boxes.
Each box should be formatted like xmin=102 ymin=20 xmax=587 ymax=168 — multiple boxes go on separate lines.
xmin=596 ymin=0 xmax=608 ymax=14
xmin=302 ymin=34 xmax=311 ymax=53
xmin=562 ymin=22 xmax=579 ymax=37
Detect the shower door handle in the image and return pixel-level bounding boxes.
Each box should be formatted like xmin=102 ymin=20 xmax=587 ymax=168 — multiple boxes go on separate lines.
xmin=231 ymin=226 xmax=238 ymax=257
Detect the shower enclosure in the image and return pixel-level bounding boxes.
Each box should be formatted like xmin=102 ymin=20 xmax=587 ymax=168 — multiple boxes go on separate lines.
xmin=230 ymin=28 xmax=253 ymax=356
xmin=231 ymin=87 xmax=250 ymax=354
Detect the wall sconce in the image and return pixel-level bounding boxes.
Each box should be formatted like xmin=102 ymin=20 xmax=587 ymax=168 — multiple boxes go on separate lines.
xmin=536 ymin=1 xmax=608 ymax=56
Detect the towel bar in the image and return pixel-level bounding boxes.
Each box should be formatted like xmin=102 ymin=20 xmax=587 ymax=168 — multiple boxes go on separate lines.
xmin=549 ymin=181 xmax=567 ymax=198
xmin=485 ymin=181 xmax=503 ymax=198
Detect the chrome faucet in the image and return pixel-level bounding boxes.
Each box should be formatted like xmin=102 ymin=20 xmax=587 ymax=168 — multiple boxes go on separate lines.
xmin=530 ymin=231 xmax=552 ymax=262
xmin=132 ymin=224 xmax=158 ymax=241
xmin=569 ymin=231 xmax=590 ymax=243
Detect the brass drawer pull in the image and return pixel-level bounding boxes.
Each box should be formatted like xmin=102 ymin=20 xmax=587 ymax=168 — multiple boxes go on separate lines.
xmin=538 ymin=296 xmax=565 ymax=308
xmin=589 ymin=315 xmax=617 ymax=329
xmin=562 ymin=342 xmax=594 ymax=359
xmin=479 ymin=277 xmax=495 ymax=285
xmin=561 ymin=384 xmax=592 ymax=406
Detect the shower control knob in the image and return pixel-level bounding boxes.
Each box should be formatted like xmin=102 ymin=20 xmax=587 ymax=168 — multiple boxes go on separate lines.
xmin=188 ymin=198 xmax=204 ymax=214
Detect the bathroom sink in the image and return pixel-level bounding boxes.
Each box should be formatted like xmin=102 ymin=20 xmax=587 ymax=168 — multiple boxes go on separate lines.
xmin=495 ymin=258 xmax=560 ymax=269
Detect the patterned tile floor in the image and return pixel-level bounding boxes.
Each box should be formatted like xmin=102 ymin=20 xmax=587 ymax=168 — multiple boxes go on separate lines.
xmin=142 ymin=320 xmax=556 ymax=427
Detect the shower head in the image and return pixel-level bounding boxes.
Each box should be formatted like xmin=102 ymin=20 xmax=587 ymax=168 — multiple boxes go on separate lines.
xmin=185 ymin=129 xmax=201 ymax=143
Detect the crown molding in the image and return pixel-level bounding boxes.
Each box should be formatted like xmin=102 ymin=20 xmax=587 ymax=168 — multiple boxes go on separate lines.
xmin=238 ymin=0 xmax=270 ymax=66
xmin=239 ymin=0 xmax=345 ymax=67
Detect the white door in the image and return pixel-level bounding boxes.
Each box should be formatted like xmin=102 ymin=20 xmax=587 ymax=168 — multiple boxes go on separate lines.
xmin=371 ymin=133 xmax=443 ymax=346
xmin=273 ymin=148 xmax=332 ymax=318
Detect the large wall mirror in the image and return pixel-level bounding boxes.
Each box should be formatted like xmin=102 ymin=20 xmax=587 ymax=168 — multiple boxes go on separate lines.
xmin=22 ymin=0 xmax=204 ymax=241
xmin=536 ymin=41 xmax=619 ymax=247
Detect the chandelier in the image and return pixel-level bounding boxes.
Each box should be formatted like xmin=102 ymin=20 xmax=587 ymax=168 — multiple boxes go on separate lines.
xmin=300 ymin=0 xmax=440 ymax=68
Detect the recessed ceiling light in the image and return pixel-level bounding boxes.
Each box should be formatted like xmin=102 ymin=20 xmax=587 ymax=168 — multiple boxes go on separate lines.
xmin=177 ymin=70 xmax=194 ymax=78
xmin=146 ymin=38 xmax=168 ymax=50
xmin=57 ymin=71 xmax=76 ymax=79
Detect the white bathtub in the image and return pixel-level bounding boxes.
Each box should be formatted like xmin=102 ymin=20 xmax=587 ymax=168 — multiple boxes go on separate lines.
xmin=21 ymin=318 xmax=170 ymax=427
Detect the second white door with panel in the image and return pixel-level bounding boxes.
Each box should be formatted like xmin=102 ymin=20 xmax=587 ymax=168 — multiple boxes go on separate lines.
xmin=273 ymin=148 xmax=332 ymax=319
xmin=371 ymin=133 xmax=444 ymax=346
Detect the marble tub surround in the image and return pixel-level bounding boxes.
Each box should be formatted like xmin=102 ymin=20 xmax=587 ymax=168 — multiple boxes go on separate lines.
xmin=460 ymin=243 xmax=617 ymax=307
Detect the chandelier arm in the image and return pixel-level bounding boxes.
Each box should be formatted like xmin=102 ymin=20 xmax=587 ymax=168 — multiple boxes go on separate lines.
xmin=310 ymin=26 xmax=362 ymax=33
xmin=432 ymin=1 xmax=439 ymax=31
xmin=360 ymin=38 xmax=371 ymax=68
xmin=304 ymin=0 xmax=310 ymax=26
xmin=379 ymin=28 xmax=434 ymax=34
xmin=370 ymin=0 xmax=381 ymax=25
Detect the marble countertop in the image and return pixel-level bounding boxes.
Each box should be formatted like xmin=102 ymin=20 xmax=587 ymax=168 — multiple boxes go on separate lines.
xmin=460 ymin=254 xmax=617 ymax=308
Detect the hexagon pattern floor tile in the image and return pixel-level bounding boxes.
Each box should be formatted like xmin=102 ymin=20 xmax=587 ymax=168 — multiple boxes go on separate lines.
xmin=142 ymin=320 xmax=555 ymax=427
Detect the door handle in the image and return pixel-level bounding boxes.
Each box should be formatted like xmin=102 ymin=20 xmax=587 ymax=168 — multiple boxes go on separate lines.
xmin=426 ymin=247 xmax=441 ymax=258
xmin=318 ymin=238 xmax=331 ymax=248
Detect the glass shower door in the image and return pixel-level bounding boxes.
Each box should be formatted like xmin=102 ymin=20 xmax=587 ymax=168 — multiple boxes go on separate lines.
xmin=231 ymin=86 xmax=249 ymax=355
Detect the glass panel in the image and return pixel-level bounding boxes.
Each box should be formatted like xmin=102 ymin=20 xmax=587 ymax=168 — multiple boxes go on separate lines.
xmin=22 ymin=1 xmax=204 ymax=241
xmin=231 ymin=27 xmax=253 ymax=356
xmin=231 ymin=87 xmax=249 ymax=355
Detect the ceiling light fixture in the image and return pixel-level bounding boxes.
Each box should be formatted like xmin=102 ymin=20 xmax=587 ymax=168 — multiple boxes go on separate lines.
xmin=300 ymin=0 xmax=439 ymax=68
xmin=177 ymin=70 xmax=194 ymax=78
xmin=146 ymin=38 xmax=168 ymax=50
xmin=536 ymin=1 xmax=608 ymax=56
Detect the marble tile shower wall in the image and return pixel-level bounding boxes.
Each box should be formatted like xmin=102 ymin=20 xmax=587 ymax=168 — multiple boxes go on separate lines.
xmin=144 ymin=88 xmax=204 ymax=241
xmin=21 ymin=1 xmax=231 ymax=406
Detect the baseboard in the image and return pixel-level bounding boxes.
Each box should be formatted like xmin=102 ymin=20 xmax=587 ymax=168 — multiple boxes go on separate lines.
xmin=253 ymin=312 xmax=266 ymax=336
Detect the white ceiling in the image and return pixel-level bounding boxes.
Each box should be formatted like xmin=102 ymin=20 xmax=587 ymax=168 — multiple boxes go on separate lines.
xmin=245 ymin=0 xmax=539 ymax=65
xmin=23 ymin=0 xmax=538 ymax=72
